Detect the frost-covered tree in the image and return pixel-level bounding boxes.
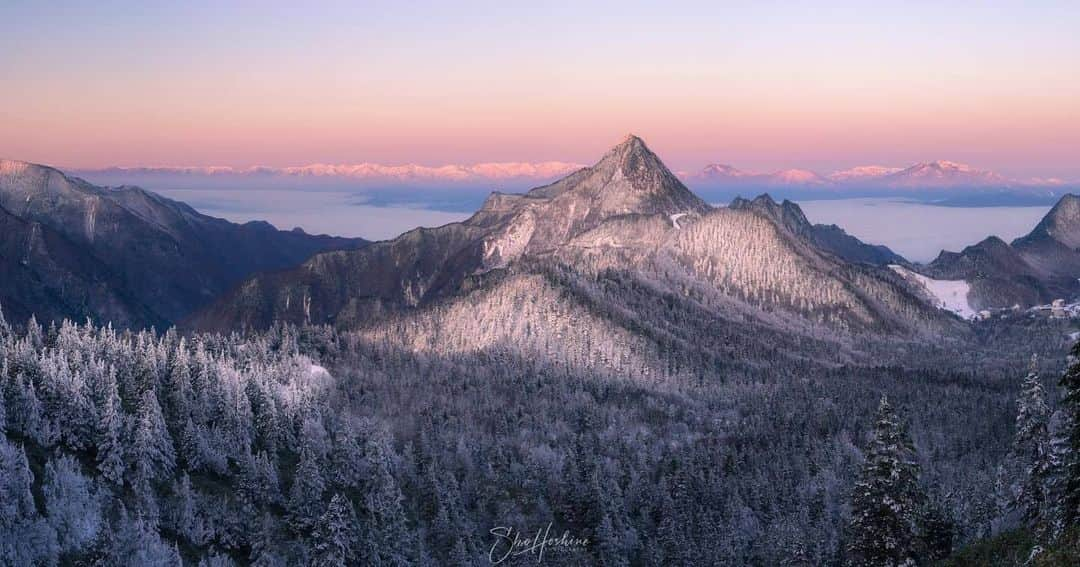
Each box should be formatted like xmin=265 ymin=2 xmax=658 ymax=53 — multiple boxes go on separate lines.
xmin=0 ymin=302 xmax=1063 ymax=564
xmin=1060 ymin=341 xmax=1080 ymax=529
xmin=311 ymin=493 xmax=359 ymax=566
xmin=1008 ymin=355 xmax=1053 ymax=534
xmin=287 ymin=443 xmax=326 ymax=531
xmin=360 ymin=430 xmax=415 ymax=566
xmin=845 ymin=396 xmax=924 ymax=567
xmin=95 ymin=372 xmax=126 ymax=485
xmin=131 ymin=388 xmax=176 ymax=485
xmin=0 ymin=437 xmax=58 ymax=565
xmin=43 ymin=454 xmax=102 ymax=554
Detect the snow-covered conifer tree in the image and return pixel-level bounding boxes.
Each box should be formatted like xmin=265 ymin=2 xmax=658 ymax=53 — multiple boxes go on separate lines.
xmin=845 ymin=396 xmax=924 ymax=567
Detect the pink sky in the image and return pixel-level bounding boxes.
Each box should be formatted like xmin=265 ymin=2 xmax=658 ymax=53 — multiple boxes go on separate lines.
xmin=2 ymin=1 xmax=1078 ymax=179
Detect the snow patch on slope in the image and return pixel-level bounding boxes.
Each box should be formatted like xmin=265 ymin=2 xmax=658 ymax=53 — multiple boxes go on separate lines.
xmin=889 ymin=265 xmax=975 ymax=319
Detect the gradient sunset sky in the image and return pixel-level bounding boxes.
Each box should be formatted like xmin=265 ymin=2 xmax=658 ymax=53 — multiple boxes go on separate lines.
xmin=2 ymin=1 xmax=1078 ymax=178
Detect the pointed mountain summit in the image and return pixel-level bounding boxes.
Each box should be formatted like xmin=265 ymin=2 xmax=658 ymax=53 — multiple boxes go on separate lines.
xmin=476 ymin=135 xmax=711 ymax=266
xmin=192 ymin=135 xmax=950 ymax=335
xmin=1015 ymin=193 xmax=1080 ymax=249
xmin=192 ymin=135 xmax=715 ymax=330
xmin=1009 ymin=193 xmax=1080 ymax=287
xmin=524 ymin=134 xmax=709 ymax=216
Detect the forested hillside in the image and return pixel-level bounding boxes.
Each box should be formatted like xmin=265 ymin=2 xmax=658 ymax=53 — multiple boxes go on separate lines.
xmin=1 ymin=302 xmax=1076 ymax=565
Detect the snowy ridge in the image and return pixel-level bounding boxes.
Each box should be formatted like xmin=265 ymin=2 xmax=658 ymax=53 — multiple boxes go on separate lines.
xmin=889 ymin=265 xmax=975 ymax=319
xmin=74 ymin=161 xmax=586 ymax=182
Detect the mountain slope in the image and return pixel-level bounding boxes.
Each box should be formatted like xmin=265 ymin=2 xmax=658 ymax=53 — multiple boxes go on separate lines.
xmin=0 ymin=159 xmax=366 ymax=326
xmin=1012 ymin=194 xmax=1080 ymax=281
xmin=192 ymin=136 xmax=709 ymax=330
xmin=193 ymin=136 xmax=954 ymax=336
xmin=924 ymin=237 xmax=1046 ymax=310
xmin=0 ymin=203 xmax=163 ymax=327
xmin=729 ymin=195 xmax=906 ymax=266
xmin=917 ymin=194 xmax=1080 ymax=309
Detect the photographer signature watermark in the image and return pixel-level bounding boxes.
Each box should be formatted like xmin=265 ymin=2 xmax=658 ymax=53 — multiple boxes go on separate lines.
xmin=488 ymin=523 xmax=589 ymax=564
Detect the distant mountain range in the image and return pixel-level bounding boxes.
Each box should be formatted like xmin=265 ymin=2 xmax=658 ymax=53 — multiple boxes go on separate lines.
xmin=687 ymin=159 xmax=1063 ymax=190
xmin=5 ymin=138 xmax=1079 ymax=336
xmin=72 ymin=162 xmax=587 ymax=191
xmin=0 ymin=160 xmax=366 ymax=327
xmin=72 ymin=159 xmax=1071 ymax=192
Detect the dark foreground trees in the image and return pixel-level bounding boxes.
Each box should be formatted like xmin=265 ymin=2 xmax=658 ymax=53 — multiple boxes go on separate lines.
xmin=845 ymin=396 xmax=952 ymax=566
xmin=1060 ymin=342 xmax=1080 ymax=530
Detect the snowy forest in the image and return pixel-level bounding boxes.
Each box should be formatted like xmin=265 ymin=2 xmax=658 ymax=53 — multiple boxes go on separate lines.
xmin=0 ymin=302 xmax=1079 ymax=566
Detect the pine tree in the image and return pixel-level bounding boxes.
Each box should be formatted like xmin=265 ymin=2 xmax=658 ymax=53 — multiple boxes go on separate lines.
xmin=43 ymin=454 xmax=102 ymax=554
xmin=249 ymin=513 xmax=286 ymax=567
xmin=596 ymin=512 xmax=629 ymax=567
xmin=0 ymin=304 xmax=8 ymax=338
xmin=164 ymin=342 xmax=192 ymax=433
xmin=0 ymin=369 xmax=6 ymax=436
xmin=96 ymin=374 xmax=126 ymax=485
xmin=311 ymin=493 xmax=359 ymax=566
xmin=916 ymin=499 xmax=954 ymax=562
xmin=1011 ymin=355 xmax=1053 ymax=533
xmin=287 ymin=443 xmax=326 ymax=532
xmin=0 ymin=438 xmax=59 ymax=565
xmin=1060 ymin=341 xmax=1080 ymax=528
xmin=360 ymin=431 xmax=414 ymax=566
xmin=845 ymin=396 xmax=924 ymax=567
xmin=131 ymin=388 xmax=176 ymax=485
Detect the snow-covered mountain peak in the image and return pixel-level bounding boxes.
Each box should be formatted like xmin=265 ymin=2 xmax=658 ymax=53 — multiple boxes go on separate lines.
xmin=827 ymin=165 xmax=903 ymax=182
xmin=882 ymin=160 xmax=1006 ymax=188
xmin=700 ymin=163 xmax=752 ymax=178
xmin=770 ymin=168 xmax=832 ymax=185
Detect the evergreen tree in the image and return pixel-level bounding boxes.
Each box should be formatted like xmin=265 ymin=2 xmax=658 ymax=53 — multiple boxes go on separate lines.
xmin=249 ymin=513 xmax=286 ymax=567
xmin=287 ymin=443 xmax=326 ymax=532
xmin=310 ymin=493 xmax=359 ymax=566
xmin=131 ymin=388 xmax=176 ymax=485
xmin=0 ymin=367 xmax=6 ymax=435
xmin=1060 ymin=341 xmax=1080 ymax=529
xmin=916 ymin=499 xmax=954 ymax=562
xmin=163 ymin=342 xmax=192 ymax=433
xmin=0 ymin=438 xmax=59 ymax=565
xmin=95 ymin=373 xmax=126 ymax=486
xmin=1010 ymin=355 xmax=1053 ymax=533
xmin=43 ymin=454 xmax=102 ymax=554
xmin=845 ymin=396 xmax=924 ymax=567
xmin=596 ymin=512 xmax=629 ymax=567
xmin=361 ymin=433 xmax=414 ymax=566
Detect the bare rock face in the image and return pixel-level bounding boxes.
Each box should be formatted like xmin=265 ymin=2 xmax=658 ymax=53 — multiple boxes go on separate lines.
xmin=0 ymin=159 xmax=366 ymax=327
